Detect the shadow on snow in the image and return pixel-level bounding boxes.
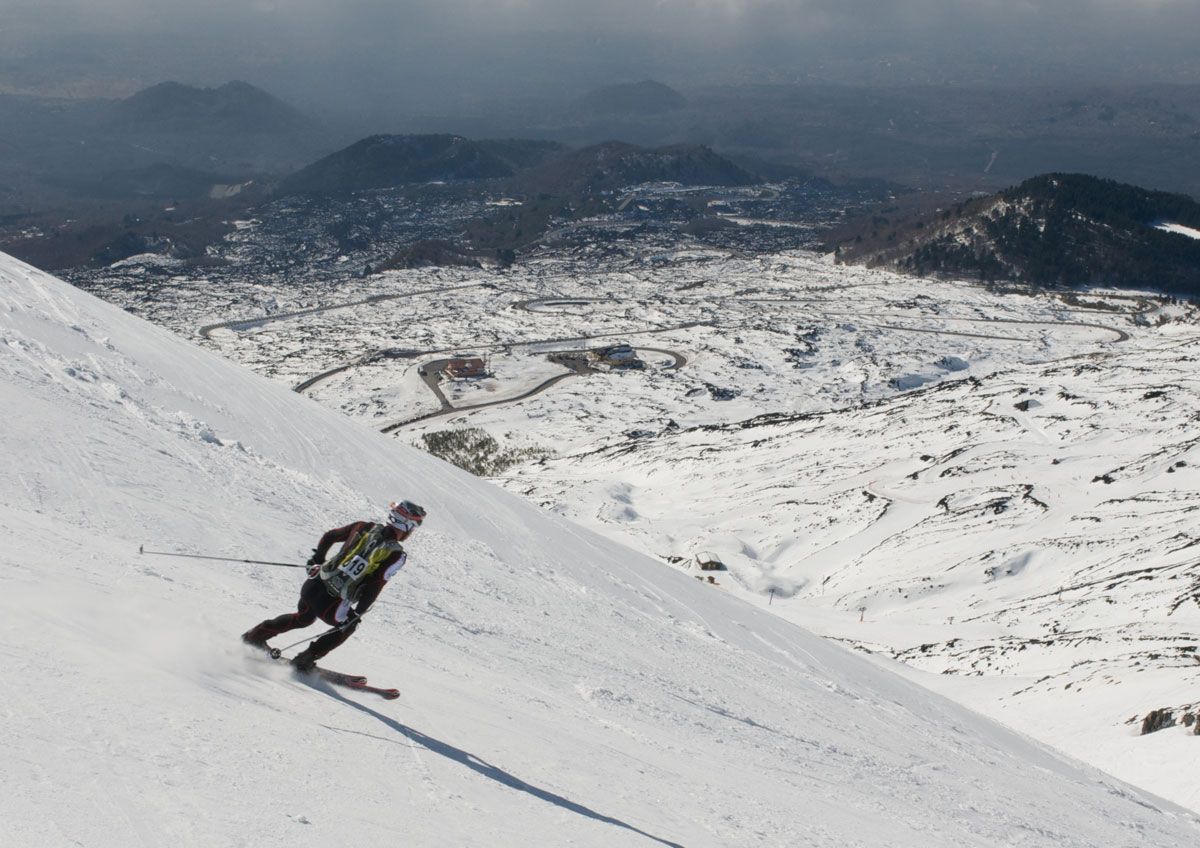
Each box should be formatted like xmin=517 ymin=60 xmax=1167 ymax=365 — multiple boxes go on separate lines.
xmin=308 ymin=679 xmax=686 ymax=848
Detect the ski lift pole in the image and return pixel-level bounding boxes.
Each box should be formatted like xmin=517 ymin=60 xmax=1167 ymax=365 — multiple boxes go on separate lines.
xmin=138 ymin=545 xmax=304 ymax=568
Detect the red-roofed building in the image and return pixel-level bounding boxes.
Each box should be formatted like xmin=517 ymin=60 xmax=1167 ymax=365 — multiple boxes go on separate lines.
xmin=444 ymin=357 xmax=488 ymax=379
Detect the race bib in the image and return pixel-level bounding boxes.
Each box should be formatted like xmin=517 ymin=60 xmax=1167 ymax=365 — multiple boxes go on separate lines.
xmin=323 ymin=554 xmax=369 ymax=599
xmin=337 ymin=555 xmax=370 ymax=580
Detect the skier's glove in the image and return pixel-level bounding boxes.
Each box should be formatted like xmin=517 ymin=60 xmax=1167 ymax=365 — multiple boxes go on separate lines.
xmin=306 ymin=548 xmax=325 ymax=567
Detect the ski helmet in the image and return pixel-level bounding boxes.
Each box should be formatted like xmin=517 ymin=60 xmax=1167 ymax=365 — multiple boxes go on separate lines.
xmin=387 ymin=500 xmax=426 ymax=534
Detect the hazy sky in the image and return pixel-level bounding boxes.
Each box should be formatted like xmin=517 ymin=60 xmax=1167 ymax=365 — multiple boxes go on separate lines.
xmin=3 ymin=1 xmax=1199 ymax=110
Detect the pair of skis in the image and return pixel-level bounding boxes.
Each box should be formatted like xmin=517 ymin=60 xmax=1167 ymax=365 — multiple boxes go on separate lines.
xmin=308 ymin=665 xmax=400 ymax=701
xmin=249 ymin=642 xmax=399 ymax=700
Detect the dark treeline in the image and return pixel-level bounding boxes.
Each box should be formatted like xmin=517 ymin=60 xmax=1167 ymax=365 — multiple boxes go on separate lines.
xmin=853 ymin=174 xmax=1200 ymax=296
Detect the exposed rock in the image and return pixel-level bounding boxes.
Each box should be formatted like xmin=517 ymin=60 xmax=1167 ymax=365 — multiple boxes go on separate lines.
xmin=1141 ymin=708 xmax=1175 ymax=735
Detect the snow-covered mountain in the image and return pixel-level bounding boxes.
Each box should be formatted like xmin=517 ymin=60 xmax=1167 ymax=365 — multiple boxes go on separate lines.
xmin=509 ymin=294 xmax=1200 ymax=810
xmin=62 ymin=217 xmax=1200 ymax=814
xmin=5 ymin=253 xmax=1200 ymax=845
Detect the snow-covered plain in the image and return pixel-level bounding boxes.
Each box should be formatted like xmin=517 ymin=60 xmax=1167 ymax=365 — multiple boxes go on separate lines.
xmin=6 ymin=254 xmax=1200 ymax=846
xmin=154 ymin=249 xmax=1142 ymax=452
xmin=502 ymin=282 xmax=1200 ymax=810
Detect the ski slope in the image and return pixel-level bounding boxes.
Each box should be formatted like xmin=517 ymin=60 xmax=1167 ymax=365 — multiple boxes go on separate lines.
xmin=3 ymin=251 xmax=1199 ymax=847
xmin=506 ymin=298 xmax=1200 ymax=810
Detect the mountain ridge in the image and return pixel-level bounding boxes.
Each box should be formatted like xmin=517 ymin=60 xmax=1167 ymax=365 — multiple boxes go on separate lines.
xmin=112 ymin=80 xmax=312 ymax=135
xmin=835 ymin=173 xmax=1200 ymax=294
xmin=516 ymin=140 xmax=758 ymax=197
xmin=279 ymin=133 xmax=564 ymax=195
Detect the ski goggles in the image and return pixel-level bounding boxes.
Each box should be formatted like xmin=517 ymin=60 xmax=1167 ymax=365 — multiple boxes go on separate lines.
xmin=387 ymin=501 xmax=426 ymax=533
xmin=388 ymin=514 xmax=419 ymax=533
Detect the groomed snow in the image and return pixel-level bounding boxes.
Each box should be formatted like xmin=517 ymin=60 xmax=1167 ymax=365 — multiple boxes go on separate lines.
xmin=4 ymin=252 xmax=1200 ymax=847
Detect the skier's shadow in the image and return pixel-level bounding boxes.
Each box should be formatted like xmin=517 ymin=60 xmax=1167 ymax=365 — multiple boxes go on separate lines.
xmin=310 ymin=681 xmax=686 ymax=848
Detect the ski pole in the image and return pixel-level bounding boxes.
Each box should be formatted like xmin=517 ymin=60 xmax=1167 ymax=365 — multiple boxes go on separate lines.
xmin=269 ymin=614 xmax=362 ymax=659
xmin=139 ymin=545 xmax=304 ymax=568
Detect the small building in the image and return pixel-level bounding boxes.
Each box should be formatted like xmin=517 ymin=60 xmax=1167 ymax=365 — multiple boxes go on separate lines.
xmin=594 ymin=343 xmax=644 ymax=369
xmin=598 ymin=343 xmax=636 ymax=361
xmin=695 ymin=551 xmax=726 ymax=571
xmin=443 ymin=356 xmax=488 ymax=379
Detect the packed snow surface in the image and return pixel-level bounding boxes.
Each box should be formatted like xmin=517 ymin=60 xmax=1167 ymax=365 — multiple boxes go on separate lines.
xmin=5 ymin=256 xmax=1200 ymax=846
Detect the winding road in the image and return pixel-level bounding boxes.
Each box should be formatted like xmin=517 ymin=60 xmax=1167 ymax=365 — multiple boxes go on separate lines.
xmin=378 ymin=344 xmax=687 ymax=432
xmin=198 ymin=283 xmax=486 ymax=339
xmin=291 ymin=322 xmax=702 ymax=398
xmin=205 ymin=281 xmax=1146 ymax=435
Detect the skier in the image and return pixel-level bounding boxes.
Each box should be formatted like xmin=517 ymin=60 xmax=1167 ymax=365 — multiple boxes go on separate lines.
xmin=242 ymin=500 xmax=426 ymax=670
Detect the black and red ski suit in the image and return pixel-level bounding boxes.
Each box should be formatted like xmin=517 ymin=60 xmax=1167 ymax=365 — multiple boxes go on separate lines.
xmin=245 ymin=522 xmax=406 ymax=660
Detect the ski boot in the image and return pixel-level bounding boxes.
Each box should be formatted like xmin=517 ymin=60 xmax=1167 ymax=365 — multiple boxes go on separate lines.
xmin=291 ymin=647 xmax=320 ymax=673
xmin=241 ymin=626 xmax=272 ymax=652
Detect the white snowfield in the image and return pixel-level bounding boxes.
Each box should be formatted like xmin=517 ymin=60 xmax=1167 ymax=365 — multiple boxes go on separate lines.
xmin=3 ymin=252 xmax=1199 ymax=848
xmin=1155 ymin=222 xmax=1200 ymax=240
xmin=513 ymin=304 xmax=1200 ymax=810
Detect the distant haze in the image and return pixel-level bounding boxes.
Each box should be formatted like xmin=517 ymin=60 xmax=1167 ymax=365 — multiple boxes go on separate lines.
xmin=3 ymin=1 xmax=1200 ymax=112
